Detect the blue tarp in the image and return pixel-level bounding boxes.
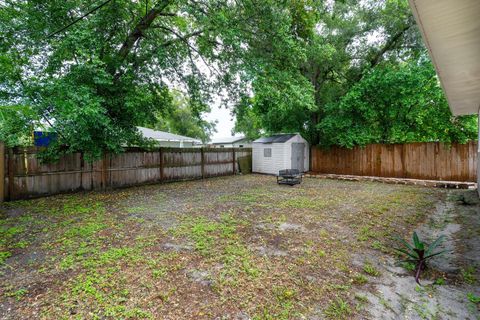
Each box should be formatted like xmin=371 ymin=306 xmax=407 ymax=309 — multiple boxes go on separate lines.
xmin=33 ymin=131 xmax=57 ymax=147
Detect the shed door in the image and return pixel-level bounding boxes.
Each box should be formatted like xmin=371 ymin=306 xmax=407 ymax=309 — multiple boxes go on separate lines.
xmin=291 ymin=143 xmax=305 ymax=172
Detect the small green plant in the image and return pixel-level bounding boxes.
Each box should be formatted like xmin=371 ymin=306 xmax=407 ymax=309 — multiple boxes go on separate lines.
xmin=5 ymin=288 xmax=28 ymax=301
xmin=352 ymin=273 xmax=368 ymax=285
xmin=357 ymin=226 xmax=377 ymax=241
xmin=456 ymin=194 xmax=474 ymax=205
xmin=354 ymin=294 xmax=368 ymax=303
xmin=14 ymin=240 xmax=29 ymax=248
xmin=152 ymin=267 xmax=168 ymax=279
xmin=401 ymin=261 xmax=416 ymax=272
xmin=363 ymin=262 xmax=380 ymax=276
xmin=467 ymin=293 xmax=480 ymax=304
xmin=0 ymin=251 xmax=11 ymax=265
xmin=324 ymin=298 xmax=351 ymax=319
xmin=371 ymin=240 xmax=386 ymax=251
xmin=395 ymin=232 xmax=447 ymax=284
xmin=461 ymin=266 xmax=477 ymax=284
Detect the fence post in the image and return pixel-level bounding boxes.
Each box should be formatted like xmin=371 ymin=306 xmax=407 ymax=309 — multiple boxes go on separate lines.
xmin=7 ymin=148 xmax=14 ymax=200
xmin=201 ymin=147 xmax=205 ymax=179
xmin=101 ymin=153 xmax=109 ymax=190
xmin=0 ymin=142 xmax=4 ymax=202
xmin=159 ymin=148 xmax=164 ymax=181
xmin=232 ymin=148 xmax=236 ymax=175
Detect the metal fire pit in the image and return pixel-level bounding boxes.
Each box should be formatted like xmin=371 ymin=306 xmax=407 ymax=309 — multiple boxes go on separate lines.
xmin=277 ymin=169 xmax=303 ymax=186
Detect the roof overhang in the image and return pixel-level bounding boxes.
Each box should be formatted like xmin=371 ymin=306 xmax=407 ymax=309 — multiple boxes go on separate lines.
xmin=408 ymin=0 xmax=480 ymax=115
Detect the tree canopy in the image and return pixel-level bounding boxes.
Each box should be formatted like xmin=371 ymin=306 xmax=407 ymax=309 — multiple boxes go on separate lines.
xmin=319 ymin=58 xmax=477 ymax=147
xmin=0 ymin=0 xmax=476 ymax=160
xmin=0 ymin=0 xmax=271 ymax=159
xmin=143 ymin=91 xmax=216 ymax=143
xmin=232 ymin=0 xmax=477 ymax=145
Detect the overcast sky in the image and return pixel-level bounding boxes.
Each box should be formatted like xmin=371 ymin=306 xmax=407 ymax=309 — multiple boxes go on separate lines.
xmin=205 ymin=105 xmax=235 ymax=139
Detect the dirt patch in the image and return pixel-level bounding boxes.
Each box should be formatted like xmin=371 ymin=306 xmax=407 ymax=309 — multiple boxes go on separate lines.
xmin=359 ymin=190 xmax=480 ymax=320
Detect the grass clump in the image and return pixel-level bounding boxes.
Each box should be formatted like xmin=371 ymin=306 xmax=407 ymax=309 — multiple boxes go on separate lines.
xmin=279 ymin=196 xmax=326 ymax=210
xmin=0 ymin=251 xmax=12 ymax=265
xmin=324 ymin=297 xmax=351 ymax=319
xmin=63 ymin=221 xmax=106 ymax=239
xmin=357 ymin=226 xmax=377 ymax=241
xmin=173 ymin=214 xmax=239 ymax=256
xmin=253 ymin=286 xmax=297 ymax=320
xmin=363 ymin=262 xmax=380 ymax=276
xmin=5 ymin=288 xmax=28 ymax=301
xmin=352 ymin=273 xmax=368 ymax=285
xmin=461 ymin=266 xmax=477 ymax=284
xmin=1 ymin=226 xmax=27 ymax=259
xmin=467 ymin=292 xmax=480 ymax=304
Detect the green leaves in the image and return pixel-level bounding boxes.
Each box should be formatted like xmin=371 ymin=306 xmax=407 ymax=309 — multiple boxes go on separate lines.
xmin=0 ymin=105 xmax=38 ymax=147
xmin=148 ymin=91 xmax=216 ymax=143
xmin=318 ymin=58 xmax=478 ymax=148
xmin=234 ymin=1 xmax=476 ymax=147
xmin=395 ymin=231 xmax=448 ymax=284
xmin=1 ymin=0 xmax=273 ymax=159
xmin=2 ymin=0 xmax=477 ymax=157
xmin=412 ymin=232 xmax=423 ymax=251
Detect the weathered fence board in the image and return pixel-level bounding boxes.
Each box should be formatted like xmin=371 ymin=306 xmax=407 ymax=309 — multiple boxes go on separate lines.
xmin=0 ymin=142 xmax=4 ymax=202
xmin=3 ymin=147 xmax=252 ymax=201
xmin=311 ymin=141 xmax=477 ymax=182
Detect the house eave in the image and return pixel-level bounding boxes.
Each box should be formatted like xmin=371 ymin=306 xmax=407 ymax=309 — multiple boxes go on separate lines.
xmin=408 ymin=0 xmax=480 ymax=115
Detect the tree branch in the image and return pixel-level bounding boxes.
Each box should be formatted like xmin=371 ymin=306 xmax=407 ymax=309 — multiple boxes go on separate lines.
xmin=157 ymin=28 xmax=206 ymax=48
xmin=117 ymin=0 xmax=170 ymax=63
xmin=352 ymin=24 xmax=412 ymax=83
xmin=367 ymin=24 xmax=412 ymax=69
xmin=47 ymin=0 xmax=115 ymax=38
xmin=112 ymin=0 xmax=172 ymax=76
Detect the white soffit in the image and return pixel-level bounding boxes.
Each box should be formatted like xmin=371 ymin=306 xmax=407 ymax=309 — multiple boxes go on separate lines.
xmin=408 ymin=0 xmax=480 ymax=115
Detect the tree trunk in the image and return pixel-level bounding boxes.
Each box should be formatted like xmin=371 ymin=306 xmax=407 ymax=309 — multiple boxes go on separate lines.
xmin=109 ymin=0 xmax=172 ymax=77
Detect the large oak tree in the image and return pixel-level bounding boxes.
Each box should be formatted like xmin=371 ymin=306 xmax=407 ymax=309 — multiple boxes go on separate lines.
xmin=233 ymin=0 xmax=477 ymax=146
xmin=0 ymin=0 xmax=291 ymax=159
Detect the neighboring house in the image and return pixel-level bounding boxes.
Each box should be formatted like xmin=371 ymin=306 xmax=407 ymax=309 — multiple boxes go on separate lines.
xmin=252 ymin=133 xmax=309 ymax=175
xmin=209 ymin=136 xmax=252 ymax=148
xmin=31 ymin=127 xmax=201 ymax=148
xmin=407 ymin=0 xmax=480 ymax=193
xmin=137 ymin=126 xmax=201 ymax=147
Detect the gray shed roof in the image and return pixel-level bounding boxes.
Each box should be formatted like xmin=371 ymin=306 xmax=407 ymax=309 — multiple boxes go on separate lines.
xmin=253 ymin=134 xmax=297 ymax=144
xmin=137 ymin=126 xmax=201 ymax=143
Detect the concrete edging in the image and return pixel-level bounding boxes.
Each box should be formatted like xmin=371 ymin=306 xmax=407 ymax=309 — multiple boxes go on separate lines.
xmin=305 ymin=173 xmax=477 ymax=190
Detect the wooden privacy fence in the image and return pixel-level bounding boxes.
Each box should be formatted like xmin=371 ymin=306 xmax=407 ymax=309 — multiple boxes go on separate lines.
xmin=1 ymin=145 xmax=252 ymax=201
xmin=311 ymin=141 xmax=477 ymax=182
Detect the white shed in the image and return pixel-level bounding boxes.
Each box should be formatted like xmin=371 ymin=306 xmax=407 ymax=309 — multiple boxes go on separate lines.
xmin=252 ymin=134 xmax=309 ymax=175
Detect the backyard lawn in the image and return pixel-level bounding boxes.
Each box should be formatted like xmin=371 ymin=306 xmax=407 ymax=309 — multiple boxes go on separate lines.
xmin=0 ymin=175 xmax=479 ymax=319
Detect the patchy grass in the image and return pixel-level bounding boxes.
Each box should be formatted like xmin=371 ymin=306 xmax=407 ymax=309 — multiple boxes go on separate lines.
xmin=324 ymin=297 xmax=351 ymax=319
xmin=0 ymin=175 xmax=446 ymax=319
xmin=467 ymin=292 xmax=480 ymax=304
xmin=461 ymin=266 xmax=477 ymax=285
xmin=352 ymin=273 xmax=368 ymax=285
xmin=363 ymin=262 xmax=380 ymax=277
xmin=4 ymin=288 xmax=28 ymax=301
